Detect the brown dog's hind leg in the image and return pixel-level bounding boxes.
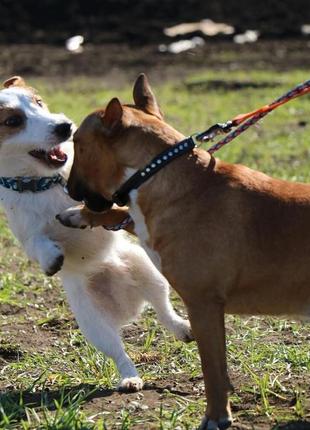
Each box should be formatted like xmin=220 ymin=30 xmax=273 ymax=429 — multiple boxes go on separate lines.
xmin=187 ymin=301 xmax=232 ymax=430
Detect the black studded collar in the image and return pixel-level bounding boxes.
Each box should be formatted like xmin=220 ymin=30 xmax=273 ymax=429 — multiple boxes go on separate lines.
xmin=112 ymin=135 xmax=196 ymax=207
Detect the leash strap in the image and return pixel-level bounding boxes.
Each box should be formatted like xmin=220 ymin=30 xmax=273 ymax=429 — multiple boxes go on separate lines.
xmin=196 ymin=78 xmax=310 ymax=154
xmin=0 ymin=174 xmax=66 ymax=193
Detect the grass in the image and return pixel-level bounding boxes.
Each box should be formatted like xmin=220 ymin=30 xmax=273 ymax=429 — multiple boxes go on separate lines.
xmin=0 ymin=66 xmax=310 ymax=429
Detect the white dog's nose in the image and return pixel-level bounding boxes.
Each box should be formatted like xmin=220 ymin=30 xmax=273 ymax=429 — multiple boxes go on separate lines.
xmin=54 ymin=122 xmax=72 ymax=140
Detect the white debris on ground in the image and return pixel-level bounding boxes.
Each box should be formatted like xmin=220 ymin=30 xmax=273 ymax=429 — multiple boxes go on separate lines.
xmin=164 ymin=19 xmax=235 ymax=37
xmin=65 ymin=35 xmax=84 ymax=53
xmin=159 ymin=19 xmax=261 ymax=53
xmin=233 ymin=30 xmax=260 ymax=44
xmin=301 ymin=24 xmax=310 ymax=35
xmin=159 ymin=37 xmax=205 ymax=54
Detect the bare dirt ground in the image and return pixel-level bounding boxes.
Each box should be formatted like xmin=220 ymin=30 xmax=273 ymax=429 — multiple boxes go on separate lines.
xmin=0 ymin=40 xmax=309 ymax=84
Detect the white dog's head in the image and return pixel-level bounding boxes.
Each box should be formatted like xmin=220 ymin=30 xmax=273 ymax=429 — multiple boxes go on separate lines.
xmin=0 ymin=76 xmax=73 ymax=177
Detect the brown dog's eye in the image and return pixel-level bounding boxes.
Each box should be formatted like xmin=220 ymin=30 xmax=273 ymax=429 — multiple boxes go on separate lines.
xmin=4 ymin=115 xmax=23 ymax=127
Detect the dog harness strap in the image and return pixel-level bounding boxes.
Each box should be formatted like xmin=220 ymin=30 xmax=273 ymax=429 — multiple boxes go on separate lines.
xmin=0 ymin=174 xmax=66 ymax=193
xmin=112 ymin=136 xmax=196 ymax=206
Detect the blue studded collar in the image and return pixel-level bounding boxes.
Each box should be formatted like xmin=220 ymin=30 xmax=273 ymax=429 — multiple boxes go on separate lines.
xmin=0 ymin=174 xmax=66 ymax=193
xmin=112 ymin=135 xmax=196 ymax=207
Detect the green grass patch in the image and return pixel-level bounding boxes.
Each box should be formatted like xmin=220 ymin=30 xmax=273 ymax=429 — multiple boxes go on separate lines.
xmin=0 ymin=67 xmax=309 ymax=429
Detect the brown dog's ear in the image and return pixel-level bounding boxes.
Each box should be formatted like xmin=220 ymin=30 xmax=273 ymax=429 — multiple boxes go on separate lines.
xmin=101 ymin=97 xmax=123 ymax=136
xmin=133 ymin=73 xmax=163 ymax=119
xmin=3 ymin=76 xmax=26 ymax=88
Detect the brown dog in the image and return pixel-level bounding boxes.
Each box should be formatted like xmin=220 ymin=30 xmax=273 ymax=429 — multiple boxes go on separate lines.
xmin=58 ymin=74 xmax=310 ymax=430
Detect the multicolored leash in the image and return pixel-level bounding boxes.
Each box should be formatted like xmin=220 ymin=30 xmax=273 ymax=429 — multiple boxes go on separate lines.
xmin=194 ymin=78 xmax=310 ymax=154
xmin=103 ymin=79 xmax=310 ymax=231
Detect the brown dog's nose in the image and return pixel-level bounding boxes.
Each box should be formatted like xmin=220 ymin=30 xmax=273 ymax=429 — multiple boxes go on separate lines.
xmin=54 ymin=122 xmax=72 ymax=140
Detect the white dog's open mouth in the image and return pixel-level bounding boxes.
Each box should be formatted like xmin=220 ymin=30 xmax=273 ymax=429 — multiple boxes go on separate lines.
xmin=29 ymin=146 xmax=68 ymax=168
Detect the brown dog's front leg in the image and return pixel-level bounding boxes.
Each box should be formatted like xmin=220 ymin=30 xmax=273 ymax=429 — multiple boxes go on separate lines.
xmin=187 ymin=302 xmax=232 ymax=430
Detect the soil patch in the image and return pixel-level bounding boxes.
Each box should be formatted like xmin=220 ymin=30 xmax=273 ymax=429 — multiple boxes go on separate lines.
xmin=0 ymin=40 xmax=309 ymax=84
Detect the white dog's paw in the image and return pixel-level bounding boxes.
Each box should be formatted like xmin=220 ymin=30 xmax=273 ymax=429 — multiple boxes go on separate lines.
xmin=40 ymin=243 xmax=64 ymax=276
xmin=173 ymin=319 xmax=194 ymax=343
xmin=56 ymin=207 xmax=88 ymax=229
xmin=118 ymin=376 xmax=144 ymax=392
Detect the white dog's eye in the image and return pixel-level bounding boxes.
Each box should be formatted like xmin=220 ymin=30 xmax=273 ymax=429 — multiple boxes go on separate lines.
xmin=36 ymin=99 xmax=43 ymax=107
xmin=4 ymin=115 xmax=24 ymax=127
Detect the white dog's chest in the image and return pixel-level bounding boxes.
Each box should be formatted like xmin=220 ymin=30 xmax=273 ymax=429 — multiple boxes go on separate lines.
xmin=129 ymin=190 xmax=162 ymax=271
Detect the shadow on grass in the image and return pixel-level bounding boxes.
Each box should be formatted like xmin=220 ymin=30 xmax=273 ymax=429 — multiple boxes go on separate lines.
xmin=0 ymin=384 xmax=113 ymax=423
xmin=0 ymin=381 xmax=193 ymax=424
xmin=272 ymin=422 xmax=310 ymax=430
xmin=1 ymin=384 xmax=309 ymax=429
xmin=185 ymin=79 xmax=282 ymax=92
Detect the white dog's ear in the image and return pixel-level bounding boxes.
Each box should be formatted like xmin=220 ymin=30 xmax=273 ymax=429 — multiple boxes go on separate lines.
xmin=133 ymin=73 xmax=163 ymax=120
xmin=3 ymin=76 xmax=26 ymax=88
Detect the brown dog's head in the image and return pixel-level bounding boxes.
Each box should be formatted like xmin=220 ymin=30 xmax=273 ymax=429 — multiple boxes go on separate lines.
xmin=68 ymin=74 xmax=183 ymax=211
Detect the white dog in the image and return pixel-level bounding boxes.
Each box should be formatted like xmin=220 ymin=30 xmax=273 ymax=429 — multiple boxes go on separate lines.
xmin=0 ymin=76 xmax=192 ymax=391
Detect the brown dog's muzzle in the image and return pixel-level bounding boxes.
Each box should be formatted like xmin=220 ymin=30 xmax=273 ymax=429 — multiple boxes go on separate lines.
xmin=66 ymin=173 xmax=85 ymax=202
xmin=67 ymin=176 xmax=113 ymax=212
xmin=83 ymin=191 xmax=113 ymax=212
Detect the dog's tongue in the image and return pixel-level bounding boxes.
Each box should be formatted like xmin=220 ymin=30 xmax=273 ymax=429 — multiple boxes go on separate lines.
xmin=47 ymin=146 xmax=67 ymax=166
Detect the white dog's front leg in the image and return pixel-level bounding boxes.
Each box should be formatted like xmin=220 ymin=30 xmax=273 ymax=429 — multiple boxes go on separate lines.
xmin=24 ymin=234 xmax=64 ymax=276
xmin=63 ymin=280 xmax=143 ymax=392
